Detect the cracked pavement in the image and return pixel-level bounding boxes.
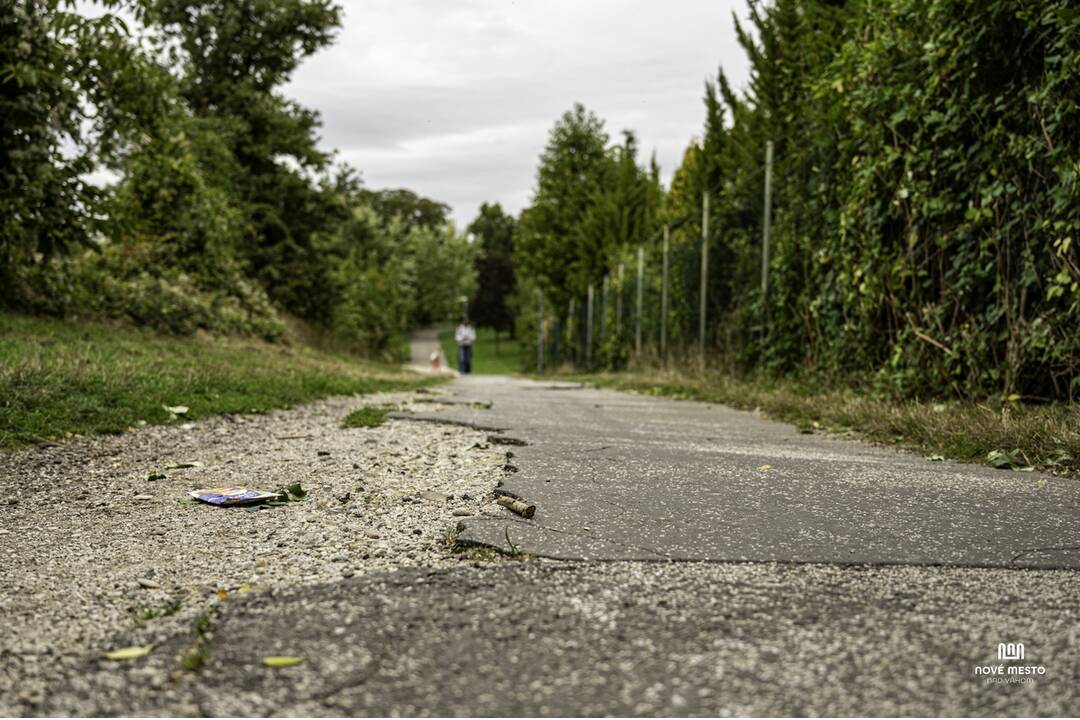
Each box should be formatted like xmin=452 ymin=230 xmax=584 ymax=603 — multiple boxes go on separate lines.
xmin=24 ymin=374 xmax=1080 ymax=715
xmin=418 ymin=376 xmax=1080 ymax=568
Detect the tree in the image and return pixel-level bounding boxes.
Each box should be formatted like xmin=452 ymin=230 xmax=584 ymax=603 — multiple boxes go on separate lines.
xmin=411 ymin=223 xmax=477 ymax=326
xmin=575 ymin=131 xmax=662 ymax=278
xmin=324 ymin=206 xmax=416 ymax=357
xmin=467 ymin=202 xmax=516 ymax=337
xmin=516 ymin=103 xmax=613 ymax=309
xmin=0 ymin=0 xmax=164 ymax=298
xmin=143 ymin=0 xmax=346 ymax=322
xmin=355 ymin=188 xmax=451 ymax=233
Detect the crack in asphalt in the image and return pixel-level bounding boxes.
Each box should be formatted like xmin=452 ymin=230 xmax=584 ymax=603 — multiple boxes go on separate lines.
xmin=1010 ymin=545 xmax=1080 ymax=564
xmin=467 ymin=515 xmax=674 ymax=560
xmin=388 ymin=413 xmax=507 ymax=433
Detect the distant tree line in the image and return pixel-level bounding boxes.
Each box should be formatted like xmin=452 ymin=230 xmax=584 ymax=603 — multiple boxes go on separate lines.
xmin=1 ymin=0 xmax=475 ymax=358
xmin=508 ymin=0 xmax=1080 ymax=401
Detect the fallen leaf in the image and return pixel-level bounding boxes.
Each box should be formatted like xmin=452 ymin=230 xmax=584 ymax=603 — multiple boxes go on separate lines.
xmin=273 ymin=482 xmax=307 ymax=502
xmin=263 ymin=656 xmax=303 ymax=668
xmin=987 ymin=448 xmax=1024 ymax=469
xmin=217 ymin=588 xmax=228 ymax=600
xmin=755 ymin=464 xmax=772 ymax=471
xmin=103 ymin=645 xmax=153 ymax=661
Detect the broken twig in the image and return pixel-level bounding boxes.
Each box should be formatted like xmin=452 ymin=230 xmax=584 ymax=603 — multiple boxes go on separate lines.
xmin=496 ymin=496 xmax=536 ymax=519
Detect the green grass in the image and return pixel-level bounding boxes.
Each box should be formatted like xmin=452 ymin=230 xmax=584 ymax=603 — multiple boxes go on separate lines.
xmin=131 ymin=598 xmax=182 ymax=623
xmin=567 ymin=369 xmax=1080 ymax=478
xmin=0 ymin=312 xmax=441 ymax=448
xmin=342 ymin=405 xmax=395 ymax=428
xmin=180 ymin=613 xmax=213 ymax=672
xmin=439 ymin=327 xmax=522 ymax=375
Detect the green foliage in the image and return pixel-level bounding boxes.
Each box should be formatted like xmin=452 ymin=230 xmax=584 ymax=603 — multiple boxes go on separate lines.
xmin=701 ymin=0 xmax=1080 ymax=400
xmin=320 ymin=203 xmax=476 ymax=358
xmin=516 ymin=103 xmax=614 ymax=309
xmin=323 ymin=207 xmax=416 ymax=358
xmin=814 ymin=0 xmax=1080 ymax=399
xmin=0 ymin=0 xmax=164 ymax=281
xmin=412 ymin=222 xmax=478 ymax=326
xmin=273 ymin=481 xmax=308 ymax=501
xmin=1 ymin=0 xmax=468 ymax=359
xmin=469 ymin=201 xmax=515 ymax=256
xmin=144 ymin=0 xmax=347 ymax=323
xmin=526 ymin=0 xmax=1080 ymax=401
xmin=355 ymin=188 xmax=451 ymax=233
xmin=514 ymin=105 xmax=663 ymax=369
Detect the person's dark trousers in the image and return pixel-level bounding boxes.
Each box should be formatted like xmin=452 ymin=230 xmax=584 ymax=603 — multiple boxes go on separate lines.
xmin=458 ymin=344 xmax=473 ymax=374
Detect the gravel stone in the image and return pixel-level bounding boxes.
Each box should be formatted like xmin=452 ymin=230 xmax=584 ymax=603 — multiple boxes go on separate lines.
xmin=0 ymin=390 xmax=504 ymax=717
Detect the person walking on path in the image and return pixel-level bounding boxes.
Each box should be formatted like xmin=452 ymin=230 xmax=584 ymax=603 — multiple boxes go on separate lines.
xmin=455 ymin=321 xmax=476 ymax=374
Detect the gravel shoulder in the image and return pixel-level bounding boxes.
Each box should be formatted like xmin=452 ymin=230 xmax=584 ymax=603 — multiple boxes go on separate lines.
xmin=0 ymin=389 xmax=508 ymax=716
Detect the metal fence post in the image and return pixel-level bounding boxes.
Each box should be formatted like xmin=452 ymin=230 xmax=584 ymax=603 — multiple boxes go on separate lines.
xmin=635 ymin=245 xmax=644 ymax=355
xmin=586 ymin=283 xmax=594 ymax=368
xmin=568 ymin=297 xmax=576 ymax=367
xmin=600 ymin=274 xmax=608 ymax=342
xmin=761 ymin=140 xmax=774 ymax=316
xmin=661 ymin=224 xmax=669 ymax=363
xmin=616 ymin=263 xmax=624 ymax=335
xmin=699 ymin=192 xmax=709 ymax=370
xmin=536 ymin=289 xmax=544 ymax=373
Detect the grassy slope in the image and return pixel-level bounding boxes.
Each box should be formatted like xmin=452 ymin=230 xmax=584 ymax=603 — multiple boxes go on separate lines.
xmin=0 ymin=312 xmax=439 ymax=448
xmin=439 ymin=327 xmax=522 ymax=375
xmin=570 ymin=369 xmax=1080 ymax=478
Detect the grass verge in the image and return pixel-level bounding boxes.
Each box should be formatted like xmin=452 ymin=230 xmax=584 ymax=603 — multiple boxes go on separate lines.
xmin=0 ymin=312 xmax=441 ymax=448
xmin=569 ymin=369 xmax=1080 ymax=478
xmin=439 ymin=327 xmax=522 ymax=375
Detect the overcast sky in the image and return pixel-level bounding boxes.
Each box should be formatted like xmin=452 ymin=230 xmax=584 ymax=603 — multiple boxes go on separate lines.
xmin=285 ymin=0 xmax=752 ymax=228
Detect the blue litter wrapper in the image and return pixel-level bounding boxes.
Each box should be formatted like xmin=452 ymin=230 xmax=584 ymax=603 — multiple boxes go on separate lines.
xmin=189 ymin=487 xmax=279 ymax=506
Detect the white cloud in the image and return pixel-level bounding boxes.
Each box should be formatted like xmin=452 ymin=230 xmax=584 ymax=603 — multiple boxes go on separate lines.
xmin=287 ymin=0 xmax=752 ymax=227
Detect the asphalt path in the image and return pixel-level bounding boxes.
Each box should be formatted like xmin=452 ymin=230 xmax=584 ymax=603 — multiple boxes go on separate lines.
xmin=417 ymin=376 xmax=1080 ymax=569
xmin=404 ymin=327 xmax=454 ymax=375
